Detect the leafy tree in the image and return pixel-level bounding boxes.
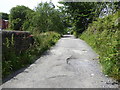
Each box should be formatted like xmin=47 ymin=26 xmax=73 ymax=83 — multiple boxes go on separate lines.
xmin=98 ymin=2 xmax=119 ymax=17
xmin=9 ymin=5 xmax=33 ymax=30
xmin=31 ymin=2 xmax=65 ymax=33
xmin=0 ymin=12 xmax=9 ymax=20
xmin=59 ymin=2 xmax=99 ymax=34
xmin=9 ymin=2 xmax=65 ymax=33
xmin=59 ymin=2 xmax=119 ymax=34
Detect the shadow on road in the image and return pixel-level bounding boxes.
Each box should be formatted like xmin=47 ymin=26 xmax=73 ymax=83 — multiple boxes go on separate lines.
xmin=2 ymin=66 xmax=28 ymax=84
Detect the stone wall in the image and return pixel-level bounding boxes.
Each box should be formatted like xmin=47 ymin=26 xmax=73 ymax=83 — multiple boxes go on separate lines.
xmin=2 ymin=30 xmax=34 ymax=54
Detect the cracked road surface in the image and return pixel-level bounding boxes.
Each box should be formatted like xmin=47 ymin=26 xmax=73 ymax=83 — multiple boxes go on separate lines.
xmin=2 ymin=35 xmax=118 ymax=88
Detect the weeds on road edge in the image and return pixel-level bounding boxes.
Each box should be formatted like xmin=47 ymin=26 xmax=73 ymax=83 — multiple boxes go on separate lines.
xmin=2 ymin=31 xmax=60 ymax=78
xmin=80 ymin=11 xmax=120 ymax=81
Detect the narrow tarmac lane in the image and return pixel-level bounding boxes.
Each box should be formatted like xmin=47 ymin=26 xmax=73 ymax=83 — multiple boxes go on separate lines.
xmin=2 ymin=35 xmax=118 ymax=88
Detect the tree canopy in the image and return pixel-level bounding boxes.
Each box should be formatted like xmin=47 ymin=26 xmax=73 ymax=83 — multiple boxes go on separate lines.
xmin=9 ymin=2 xmax=65 ymax=34
xmin=9 ymin=5 xmax=34 ymax=30
xmin=0 ymin=12 xmax=9 ymax=20
xmin=59 ymin=2 xmax=119 ymax=34
xmin=31 ymin=2 xmax=65 ymax=33
xmin=8 ymin=2 xmax=119 ymax=33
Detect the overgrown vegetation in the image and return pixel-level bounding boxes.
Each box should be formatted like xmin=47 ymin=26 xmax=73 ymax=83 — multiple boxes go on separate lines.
xmin=3 ymin=2 xmax=64 ymax=78
xmin=3 ymin=31 xmax=60 ymax=78
xmin=80 ymin=11 xmax=120 ymax=80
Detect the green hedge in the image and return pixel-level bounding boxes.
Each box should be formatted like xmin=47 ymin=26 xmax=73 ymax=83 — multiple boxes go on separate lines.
xmin=2 ymin=31 xmax=60 ymax=78
xmin=80 ymin=11 xmax=120 ymax=80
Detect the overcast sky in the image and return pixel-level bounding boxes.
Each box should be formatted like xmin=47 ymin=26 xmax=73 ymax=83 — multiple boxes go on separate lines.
xmin=0 ymin=0 xmax=62 ymax=14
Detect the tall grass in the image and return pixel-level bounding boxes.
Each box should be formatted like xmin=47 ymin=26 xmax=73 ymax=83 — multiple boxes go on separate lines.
xmin=80 ymin=11 xmax=120 ymax=80
xmin=2 ymin=31 xmax=60 ymax=78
